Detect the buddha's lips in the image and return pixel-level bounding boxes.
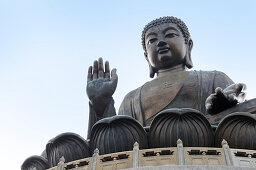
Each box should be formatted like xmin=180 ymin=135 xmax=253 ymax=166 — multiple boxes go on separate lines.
xmin=158 ymin=48 xmax=170 ymax=54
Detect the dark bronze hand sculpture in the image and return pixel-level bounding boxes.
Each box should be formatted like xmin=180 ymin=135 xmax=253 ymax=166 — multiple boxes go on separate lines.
xmin=205 ymin=83 xmax=247 ymax=114
xmin=86 ymin=57 xmax=117 ymax=138
xmin=87 ymin=58 xmax=118 ymax=112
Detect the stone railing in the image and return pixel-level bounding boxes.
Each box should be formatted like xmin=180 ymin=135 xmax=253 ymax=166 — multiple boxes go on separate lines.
xmin=48 ymin=140 xmax=256 ymax=170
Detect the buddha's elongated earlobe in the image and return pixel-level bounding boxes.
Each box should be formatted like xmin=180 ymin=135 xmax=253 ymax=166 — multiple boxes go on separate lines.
xmin=144 ymin=52 xmax=156 ymax=78
xmin=149 ymin=64 xmax=156 ymax=78
xmin=185 ymin=39 xmax=193 ymax=69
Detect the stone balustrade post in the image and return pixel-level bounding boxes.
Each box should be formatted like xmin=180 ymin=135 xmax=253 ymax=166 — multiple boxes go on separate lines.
xmin=177 ymin=139 xmax=185 ymax=165
xmin=92 ymin=148 xmax=99 ymax=170
xmin=56 ymin=156 xmax=65 ymax=170
xmin=133 ymin=142 xmax=139 ymax=168
xmin=222 ymin=139 xmax=234 ymax=166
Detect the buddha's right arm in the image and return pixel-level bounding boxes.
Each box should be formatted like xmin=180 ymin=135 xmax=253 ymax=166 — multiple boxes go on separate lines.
xmin=87 ymin=98 xmax=116 ymax=139
xmin=86 ymin=58 xmax=118 ymax=139
xmin=88 ymin=87 xmax=136 ymax=139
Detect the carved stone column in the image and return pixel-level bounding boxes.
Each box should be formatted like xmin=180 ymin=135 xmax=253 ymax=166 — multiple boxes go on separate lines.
xmin=92 ymin=148 xmax=99 ymax=170
xmin=56 ymin=156 xmax=65 ymax=170
xmin=177 ymin=139 xmax=185 ymax=165
xmin=222 ymin=139 xmax=234 ymax=166
xmin=133 ymin=142 xmax=139 ymax=168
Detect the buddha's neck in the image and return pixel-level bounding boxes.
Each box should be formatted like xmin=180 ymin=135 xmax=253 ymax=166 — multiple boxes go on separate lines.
xmin=157 ymin=64 xmax=186 ymax=77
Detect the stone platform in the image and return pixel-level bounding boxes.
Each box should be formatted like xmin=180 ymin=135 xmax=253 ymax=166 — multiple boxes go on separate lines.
xmin=49 ymin=140 xmax=256 ymax=170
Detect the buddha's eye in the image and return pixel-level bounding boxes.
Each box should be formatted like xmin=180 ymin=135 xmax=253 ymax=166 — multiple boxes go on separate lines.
xmin=165 ymin=33 xmax=177 ymax=38
xmin=148 ymin=38 xmax=157 ymax=45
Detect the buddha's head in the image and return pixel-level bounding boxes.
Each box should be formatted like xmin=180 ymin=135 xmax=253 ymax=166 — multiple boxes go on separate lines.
xmin=142 ymin=16 xmax=193 ymax=78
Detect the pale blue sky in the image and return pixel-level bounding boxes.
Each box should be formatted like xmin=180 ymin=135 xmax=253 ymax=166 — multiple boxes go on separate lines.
xmin=0 ymin=0 xmax=256 ymax=169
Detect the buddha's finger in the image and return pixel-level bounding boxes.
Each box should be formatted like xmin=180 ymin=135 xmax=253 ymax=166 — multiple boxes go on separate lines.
xmin=105 ymin=61 xmax=110 ymax=80
xmin=111 ymin=68 xmax=117 ymax=79
xmin=217 ymin=88 xmax=229 ymax=101
xmin=237 ymin=92 xmax=246 ymax=103
xmin=205 ymin=94 xmax=214 ymax=106
xmin=87 ymin=66 xmax=92 ymax=82
xmin=206 ymin=94 xmax=215 ymax=106
xmin=235 ymin=83 xmax=247 ymax=93
xmin=93 ymin=60 xmax=98 ymax=80
xmin=98 ymin=57 xmax=104 ymax=78
xmin=110 ymin=69 xmax=118 ymax=83
xmin=215 ymin=87 xmax=223 ymax=95
xmin=205 ymin=103 xmax=212 ymax=111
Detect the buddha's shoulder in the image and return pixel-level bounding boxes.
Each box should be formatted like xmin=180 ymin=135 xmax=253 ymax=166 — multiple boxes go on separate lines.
xmin=191 ymin=70 xmax=230 ymax=78
xmin=122 ymin=86 xmax=142 ymax=101
xmin=122 ymin=79 xmax=156 ymax=100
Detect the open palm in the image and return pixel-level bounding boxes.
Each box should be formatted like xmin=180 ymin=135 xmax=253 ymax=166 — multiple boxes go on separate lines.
xmin=86 ymin=58 xmax=118 ymax=114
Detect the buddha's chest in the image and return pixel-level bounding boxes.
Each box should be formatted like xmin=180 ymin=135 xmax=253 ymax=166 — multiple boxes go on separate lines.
xmin=140 ymin=71 xmax=192 ymax=121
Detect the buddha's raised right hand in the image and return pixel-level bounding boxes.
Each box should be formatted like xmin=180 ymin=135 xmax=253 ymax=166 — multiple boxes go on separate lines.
xmin=86 ymin=57 xmax=118 ymax=115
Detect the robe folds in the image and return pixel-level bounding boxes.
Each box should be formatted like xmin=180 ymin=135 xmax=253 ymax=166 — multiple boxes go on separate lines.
xmin=87 ymin=70 xmax=233 ymax=138
xmin=118 ymin=70 xmax=233 ymax=126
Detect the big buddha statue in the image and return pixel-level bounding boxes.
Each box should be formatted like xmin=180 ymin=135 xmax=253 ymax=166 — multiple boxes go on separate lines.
xmin=86 ymin=16 xmax=248 ymax=134
xmin=86 ymin=16 xmax=256 ymax=152
xmin=22 ymin=16 xmax=256 ymax=170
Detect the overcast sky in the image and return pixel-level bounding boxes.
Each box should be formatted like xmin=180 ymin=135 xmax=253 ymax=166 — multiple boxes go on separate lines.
xmin=1 ymin=0 xmax=256 ymax=169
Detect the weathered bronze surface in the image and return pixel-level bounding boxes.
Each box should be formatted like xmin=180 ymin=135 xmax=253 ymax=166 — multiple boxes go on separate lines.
xmin=22 ymin=16 xmax=255 ymax=170
xmin=46 ymin=132 xmax=90 ymax=168
xmin=21 ymin=155 xmax=49 ymax=170
xmin=148 ymin=108 xmax=214 ymax=148
xmin=215 ymin=112 xmax=256 ymax=149
xmin=206 ymin=99 xmax=256 ymax=125
xmin=86 ymin=17 xmax=246 ymax=132
xmin=90 ymin=115 xmax=148 ymax=155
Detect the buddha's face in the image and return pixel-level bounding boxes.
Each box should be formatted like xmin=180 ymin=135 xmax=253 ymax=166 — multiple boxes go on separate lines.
xmin=145 ymin=23 xmax=187 ymax=70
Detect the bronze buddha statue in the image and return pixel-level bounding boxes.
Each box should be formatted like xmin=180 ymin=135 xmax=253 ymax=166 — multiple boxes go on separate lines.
xmin=86 ymin=16 xmax=247 ymax=136
xmin=22 ymin=16 xmax=256 ymax=170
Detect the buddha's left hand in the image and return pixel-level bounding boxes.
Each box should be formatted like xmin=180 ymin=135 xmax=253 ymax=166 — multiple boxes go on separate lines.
xmin=205 ymin=83 xmax=247 ymax=115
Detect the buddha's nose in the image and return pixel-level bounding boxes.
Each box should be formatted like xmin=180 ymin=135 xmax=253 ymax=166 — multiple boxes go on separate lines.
xmin=157 ymin=41 xmax=167 ymax=47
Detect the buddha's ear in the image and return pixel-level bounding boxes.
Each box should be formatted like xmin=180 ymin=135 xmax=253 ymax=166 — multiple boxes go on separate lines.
xmin=185 ymin=39 xmax=193 ymax=69
xmin=144 ymin=52 xmax=155 ymax=78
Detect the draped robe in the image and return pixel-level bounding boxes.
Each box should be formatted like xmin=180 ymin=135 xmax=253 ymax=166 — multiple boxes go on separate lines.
xmin=87 ymin=70 xmax=233 ymax=138
xmin=118 ymin=70 xmax=233 ymax=126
